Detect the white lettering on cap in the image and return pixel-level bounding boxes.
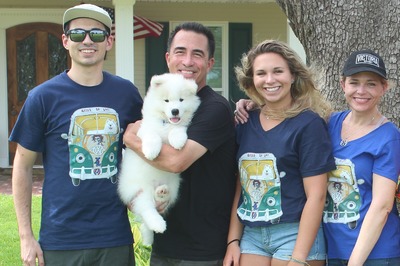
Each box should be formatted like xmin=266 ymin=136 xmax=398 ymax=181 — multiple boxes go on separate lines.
xmin=355 ymin=54 xmax=379 ymax=67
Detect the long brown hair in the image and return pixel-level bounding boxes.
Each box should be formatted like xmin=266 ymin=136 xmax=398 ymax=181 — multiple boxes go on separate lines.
xmin=235 ymin=39 xmax=331 ymax=120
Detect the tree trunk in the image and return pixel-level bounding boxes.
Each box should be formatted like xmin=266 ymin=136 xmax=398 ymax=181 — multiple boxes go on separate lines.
xmin=276 ymin=0 xmax=400 ymax=126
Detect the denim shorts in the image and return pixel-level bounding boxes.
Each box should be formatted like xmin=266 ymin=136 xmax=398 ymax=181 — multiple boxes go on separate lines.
xmin=240 ymin=222 xmax=326 ymax=261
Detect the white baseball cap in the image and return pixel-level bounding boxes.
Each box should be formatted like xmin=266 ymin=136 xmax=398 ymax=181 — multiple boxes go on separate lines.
xmin=63 ymin=4 xmax=112 ymax=31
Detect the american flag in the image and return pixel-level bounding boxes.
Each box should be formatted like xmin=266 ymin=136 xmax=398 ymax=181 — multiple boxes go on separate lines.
xmin=101 ymin=7 xmax=163 ymax=40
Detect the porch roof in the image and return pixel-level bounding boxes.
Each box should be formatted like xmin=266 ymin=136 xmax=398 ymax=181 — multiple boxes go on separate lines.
xmin=1 ymin=0 xmax=274 ymax=8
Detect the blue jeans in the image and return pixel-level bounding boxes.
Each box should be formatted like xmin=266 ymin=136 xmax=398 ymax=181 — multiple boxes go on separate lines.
xmin=328 ymin=257 xmax=400 ymax=266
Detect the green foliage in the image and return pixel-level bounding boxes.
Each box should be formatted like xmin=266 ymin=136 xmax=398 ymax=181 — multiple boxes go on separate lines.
xmin=129 ymin=213 xmax=152 ymax=266
xmin=0 ymin=194 xmax=151 ymax=266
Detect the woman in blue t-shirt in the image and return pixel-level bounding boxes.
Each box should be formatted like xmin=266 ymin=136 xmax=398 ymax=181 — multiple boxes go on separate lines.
xmin=223 ymin=40 xmax=336 ymax=266
xmin=323 ymin=50 xmax=400 ymax=266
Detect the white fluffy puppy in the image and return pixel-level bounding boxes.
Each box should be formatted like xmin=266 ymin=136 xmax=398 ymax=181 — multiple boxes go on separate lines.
xmin=118 ymin=73 xmax=200 ymax=246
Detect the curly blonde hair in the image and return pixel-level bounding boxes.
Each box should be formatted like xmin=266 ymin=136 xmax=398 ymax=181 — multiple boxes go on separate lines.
xmin=235 ymin=39 xmax=331 ymax=120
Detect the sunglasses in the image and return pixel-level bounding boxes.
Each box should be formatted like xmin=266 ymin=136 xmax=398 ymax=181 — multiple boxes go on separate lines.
xmin=66 ymin=28 xmax=109 ymax=43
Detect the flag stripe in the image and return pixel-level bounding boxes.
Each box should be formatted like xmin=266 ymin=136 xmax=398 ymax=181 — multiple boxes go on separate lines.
xmin=101 ymin=6 xmax=163 ymax=40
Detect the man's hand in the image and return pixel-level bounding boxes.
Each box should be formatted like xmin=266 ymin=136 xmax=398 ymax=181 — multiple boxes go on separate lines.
xmin=20 ymin=236 xmax=44 ymax=266
xmin=123 ymin=121 xmax=142 ymax=150
xmin=128 ymin=188 xmax=170 ymax=215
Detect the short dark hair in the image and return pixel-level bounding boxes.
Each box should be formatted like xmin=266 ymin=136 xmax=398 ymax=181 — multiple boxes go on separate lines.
xmin=167 ymin=22 xmax=215 ymax=59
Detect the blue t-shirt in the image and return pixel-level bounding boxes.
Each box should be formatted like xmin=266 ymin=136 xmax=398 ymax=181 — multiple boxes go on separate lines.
xmin=236 ymin=110 xmax=335 ymax=227
xmin=323 ymin=111 xmax=400 ymax=260
xmin=9 ymin=71 xmax=143 ymax=250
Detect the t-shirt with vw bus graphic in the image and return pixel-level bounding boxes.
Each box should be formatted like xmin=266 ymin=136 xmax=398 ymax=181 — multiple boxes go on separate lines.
xmin=9 ymin=71 xmax=143 ymax=251
xmin=236 ymin=110 xmax=335 ymax=227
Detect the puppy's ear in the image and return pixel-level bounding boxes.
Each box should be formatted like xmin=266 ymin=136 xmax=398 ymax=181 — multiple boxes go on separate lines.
xmin=187 ymin=79 xmax=198 ymax=94
xmin=150 ymin=74 xmax=164 ymax=89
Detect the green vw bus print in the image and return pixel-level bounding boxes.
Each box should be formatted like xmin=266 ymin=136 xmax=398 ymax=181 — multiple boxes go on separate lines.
xmin=324 ymin=158 xmax=362 ymax=229
xmin=237 ymin=153 xmax=282 ymax=224
xmin=62 ymin=107 xmax=121 ymax=186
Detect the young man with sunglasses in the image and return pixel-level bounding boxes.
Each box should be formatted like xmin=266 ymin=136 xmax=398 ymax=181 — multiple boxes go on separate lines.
xmin=10 ymin=4 xmax=142 ymax=266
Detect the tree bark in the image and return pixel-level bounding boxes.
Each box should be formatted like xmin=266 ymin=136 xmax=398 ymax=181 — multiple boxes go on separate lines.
xmin=276 ymin=0 xmax=400 ymax=126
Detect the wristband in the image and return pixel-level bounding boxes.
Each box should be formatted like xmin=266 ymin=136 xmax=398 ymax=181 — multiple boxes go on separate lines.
xmin=227 ymin=238 xmax=240 ymax=247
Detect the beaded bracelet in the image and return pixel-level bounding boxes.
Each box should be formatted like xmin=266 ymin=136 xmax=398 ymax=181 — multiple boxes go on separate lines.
xmin=226 ymin=239 xmax=240 ymax=247
xmin=290 ymin=257 xmax=310 ymax=266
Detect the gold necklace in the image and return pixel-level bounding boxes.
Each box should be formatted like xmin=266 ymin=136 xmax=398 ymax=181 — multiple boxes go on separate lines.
xmin=340 ymin=114 xmax=376 ymax=147
xmin=261 ymin=109 xmax=271 ymax=120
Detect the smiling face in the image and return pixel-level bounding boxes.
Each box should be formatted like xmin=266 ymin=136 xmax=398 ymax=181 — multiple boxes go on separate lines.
xmin=340 ymin=72 xmax=388 ymax=114
xmin=62 ymin=18 xmax=113 ymax=70
xmin=165 ymin=30 xmax=214 ymax=90
xmin=252 ymin=52 xmax=294 ymax=109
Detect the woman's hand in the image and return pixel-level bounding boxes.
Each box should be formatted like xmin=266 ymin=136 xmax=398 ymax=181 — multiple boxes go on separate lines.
xmin=223 ymin=240 xmax=241 ymax=266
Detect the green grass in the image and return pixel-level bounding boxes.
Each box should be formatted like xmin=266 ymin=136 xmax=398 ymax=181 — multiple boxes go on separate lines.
xmin=0 ymin=194 xmax=151 ymax=266
xmin=130 ymin=214 xmax=152 ymax=266
xmin=0 ymin=194 xmax=41 ymax=266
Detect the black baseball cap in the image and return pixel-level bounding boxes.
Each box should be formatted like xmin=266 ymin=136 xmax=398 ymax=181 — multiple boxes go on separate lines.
xmin=342 ymin=49 xmax=387 ymax=79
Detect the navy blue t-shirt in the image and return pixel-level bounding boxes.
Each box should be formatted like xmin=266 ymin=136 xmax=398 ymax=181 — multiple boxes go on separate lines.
xmin=236 ymin=109 xmax=335 ymax=227
xmin=9 ymin=71 xmax=143 ymax=250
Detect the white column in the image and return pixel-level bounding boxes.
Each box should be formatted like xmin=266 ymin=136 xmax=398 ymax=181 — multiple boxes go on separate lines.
xmin=0 ymin=28 xmax=8 ymax=167
xmin=112 ymin=0 xmax=136 ymax=83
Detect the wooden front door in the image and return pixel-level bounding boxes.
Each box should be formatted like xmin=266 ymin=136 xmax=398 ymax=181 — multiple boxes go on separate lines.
xmin=7 ymin=22 xmax=70 ymax=165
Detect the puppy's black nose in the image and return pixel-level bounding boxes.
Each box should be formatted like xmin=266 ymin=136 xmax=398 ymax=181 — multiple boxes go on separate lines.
xmin=171 ymin=109 xmax=179 ymax=116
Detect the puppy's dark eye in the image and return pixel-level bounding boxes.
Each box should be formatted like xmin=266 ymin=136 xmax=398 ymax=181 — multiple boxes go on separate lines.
xmin=179 ymin=98 xmax=184 ymax=102
xmin=164 ymin=99 xmax=169 ymax=103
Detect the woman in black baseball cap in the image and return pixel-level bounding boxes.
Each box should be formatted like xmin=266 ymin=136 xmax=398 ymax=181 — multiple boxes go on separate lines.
xmin=323 ymin=50 xmax=400 ymax=266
